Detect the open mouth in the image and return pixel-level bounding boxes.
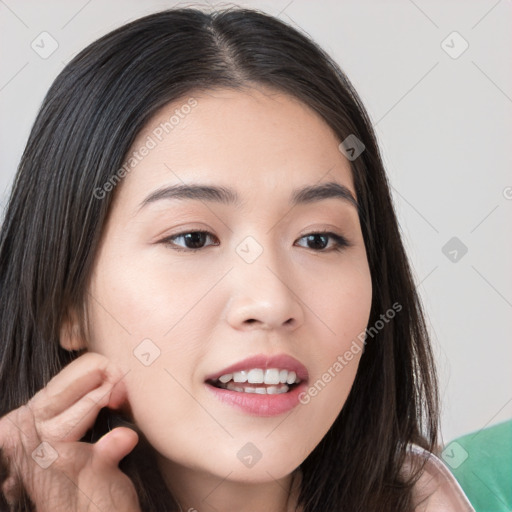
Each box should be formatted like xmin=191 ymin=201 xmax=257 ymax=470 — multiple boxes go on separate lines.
xmin=206 ymin=368 xmax=302 ymax=395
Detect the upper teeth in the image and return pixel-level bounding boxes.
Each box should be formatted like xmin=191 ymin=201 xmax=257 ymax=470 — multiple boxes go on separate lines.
xmin=217 ymin=368 xmax=300 ymax=385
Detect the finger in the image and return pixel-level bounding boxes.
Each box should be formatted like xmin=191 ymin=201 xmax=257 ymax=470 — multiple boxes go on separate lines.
xmin=41 ymin=380 xmax=118 ymax=442
xmin=33 ymin=372 xmax=131 ymax=443
xmin=107 ymin=376 xmax=131 ymax=412
xmin=29 ymin=352 xmax=125 ymax=421
xmin=93 ymin=428 xmax=139 ymax=468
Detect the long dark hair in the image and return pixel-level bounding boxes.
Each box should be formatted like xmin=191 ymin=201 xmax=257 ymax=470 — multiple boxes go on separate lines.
xmin=0 ymin=7 xmax=439 ymax=511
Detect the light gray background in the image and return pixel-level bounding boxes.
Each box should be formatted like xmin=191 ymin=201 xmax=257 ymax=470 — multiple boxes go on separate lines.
xmin=1 ymin=0 xmax=511 ymax=444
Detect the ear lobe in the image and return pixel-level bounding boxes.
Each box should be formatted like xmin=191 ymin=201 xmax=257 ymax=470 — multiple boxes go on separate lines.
xmin=59 ymin=310 xmax=87 ymax=352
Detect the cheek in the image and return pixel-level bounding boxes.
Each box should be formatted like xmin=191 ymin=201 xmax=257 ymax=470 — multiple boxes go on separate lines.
xmin=85 ymin=254 xmax=218 ymax=422
xmin=299 ymin=253 xmax=372 ymax=406
xmin=302 ymin=251 xmax=372 ymax=350
xmin=87 ymin=247 xmax=222 ymax=350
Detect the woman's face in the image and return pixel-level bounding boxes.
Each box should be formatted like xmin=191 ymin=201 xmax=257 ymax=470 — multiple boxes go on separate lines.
xmin=80 ymin=86 xmax=372 ymax=484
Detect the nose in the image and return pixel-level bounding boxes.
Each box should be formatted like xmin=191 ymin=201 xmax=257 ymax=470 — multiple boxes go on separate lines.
xmin=225 ymin=243 xmax=305 ymax=332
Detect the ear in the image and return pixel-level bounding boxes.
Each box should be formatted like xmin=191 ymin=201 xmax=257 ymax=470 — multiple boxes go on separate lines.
xmin=59 ymin=309 xmax=87 ymax=352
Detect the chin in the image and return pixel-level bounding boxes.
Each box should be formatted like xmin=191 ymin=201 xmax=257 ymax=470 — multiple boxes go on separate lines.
xmin=216 ymin=464 xmax=298 ymax=484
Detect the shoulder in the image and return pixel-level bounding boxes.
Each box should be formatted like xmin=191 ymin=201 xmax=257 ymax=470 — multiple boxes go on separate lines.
xmin=402 ymin=444 xmax=475 ymax=512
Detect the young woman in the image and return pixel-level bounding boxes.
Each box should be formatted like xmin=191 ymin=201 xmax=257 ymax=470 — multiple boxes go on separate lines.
xmin=0 ymin=7 xmax=475 ymax=512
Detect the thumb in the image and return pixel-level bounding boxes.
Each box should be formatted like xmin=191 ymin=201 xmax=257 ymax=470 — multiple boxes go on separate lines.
xmin=94 ymin=427 xmax=139 ymax=467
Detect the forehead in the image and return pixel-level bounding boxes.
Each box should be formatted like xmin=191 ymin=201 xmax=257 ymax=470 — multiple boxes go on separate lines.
xmin=116 ymin=86 xmax=355 ymax=209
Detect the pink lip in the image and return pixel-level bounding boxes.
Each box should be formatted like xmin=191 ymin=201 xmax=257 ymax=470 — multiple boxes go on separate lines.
xmin=204 ymin=353 xmax=309 ymax=417
xmin=204 ymin=353 xmax=309 ymax=383
xmin=205 ymin=380 xmax=308 ymax=417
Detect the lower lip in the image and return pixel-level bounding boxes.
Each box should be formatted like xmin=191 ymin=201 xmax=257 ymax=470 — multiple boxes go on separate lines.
xmin=205 ymin=381 xmax=308 ymax=417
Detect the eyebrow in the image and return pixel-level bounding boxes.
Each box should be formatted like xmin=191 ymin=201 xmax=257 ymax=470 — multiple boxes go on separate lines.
xmin=137 ymin=181 xmax=358 ymax=212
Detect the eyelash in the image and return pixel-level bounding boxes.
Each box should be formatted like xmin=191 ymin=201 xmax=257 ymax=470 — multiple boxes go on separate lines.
xmin=160 ymin=230 xmax=351 ymax=253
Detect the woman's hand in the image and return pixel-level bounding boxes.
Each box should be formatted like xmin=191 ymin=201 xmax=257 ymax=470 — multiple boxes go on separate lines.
xmin=0 ymin=352 xmax=141 ymax=511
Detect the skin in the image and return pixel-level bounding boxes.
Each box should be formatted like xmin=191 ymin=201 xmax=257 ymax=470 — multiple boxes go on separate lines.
xmin=0 ymin=353 xmax=141 ymax=511
xmin=61 ymin=85 xmax=373 ymax=512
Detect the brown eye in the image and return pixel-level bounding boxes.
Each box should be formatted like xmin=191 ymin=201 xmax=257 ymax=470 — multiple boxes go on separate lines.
xmin=295 ymin=231 xmax=350 ymax=252
xmin=161 ymin=231 xmax=219 ymax=252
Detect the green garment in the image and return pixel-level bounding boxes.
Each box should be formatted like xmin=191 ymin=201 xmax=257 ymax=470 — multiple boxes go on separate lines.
xmin=443 ymin=419 xmax=512 ymax=512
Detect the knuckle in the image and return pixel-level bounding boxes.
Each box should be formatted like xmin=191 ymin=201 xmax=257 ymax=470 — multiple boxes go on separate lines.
xmin=74 ymin=352 xmax=122 ymax=386
xmin=82 ymin=352 xmax=122 ymax=382
xmin=80 ymin=351 xmax=110 ymax=370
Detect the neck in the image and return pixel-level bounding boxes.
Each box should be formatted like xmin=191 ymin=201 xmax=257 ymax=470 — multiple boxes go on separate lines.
xmin=158 ymin=457 xmax=303 ymax=512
